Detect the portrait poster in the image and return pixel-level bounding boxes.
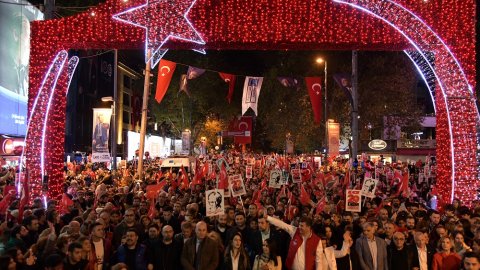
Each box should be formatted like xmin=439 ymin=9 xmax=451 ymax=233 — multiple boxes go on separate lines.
xmin=346 ymin=189 xmax=362 ymax=212
xmin=245 ymin=165 xmax=253 ymax=179
xmin=291 ymin=169 xmax=302 ymax=183
xmin=92 ymin=108 xmax=112 ymax=162
xmin=229 ymin=174 xmax=246 ymax=197
xmin=269 ymin=169 xmax=286 ymax=188
xmin=360 ymin=178 xmax=378 ymax=198
xmin=206 ymin=189 xmax=224 ymax=217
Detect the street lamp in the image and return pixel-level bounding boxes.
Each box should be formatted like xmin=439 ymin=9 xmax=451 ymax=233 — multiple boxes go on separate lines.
xmin=316 ymin=57 xmax=328 ymax=155
xmin=101 ymin=96 xmax=116 ymax=170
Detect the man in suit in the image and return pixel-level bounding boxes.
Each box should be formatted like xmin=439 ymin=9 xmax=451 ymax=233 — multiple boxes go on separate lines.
xmin=409 ymin=231 xmax=434 ymax=270
xmin=250 ymin=215 xmax=280 ymax=258
xmin=93 ymin=113 xmax=109 ymax=152
xmin=181 ymin=221 xmax=219 ymax=270
xmin=355 ymin=222 xmax=389 ymax=270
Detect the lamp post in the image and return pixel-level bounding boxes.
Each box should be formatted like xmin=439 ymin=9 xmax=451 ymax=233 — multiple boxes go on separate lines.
xmin=101 ymin=96 xmax=116 ymax=170
xmin=367 ymin=123 xmax=372 ymax=140
xmin=316 ymin=57 xmax=328 ymax=156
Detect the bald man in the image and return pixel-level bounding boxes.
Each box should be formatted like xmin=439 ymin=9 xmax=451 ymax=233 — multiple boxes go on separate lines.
xmin=181 ymin=221 xmax=219 ymax=270
xmin=148 ymin=225 xmax=182 ymax=270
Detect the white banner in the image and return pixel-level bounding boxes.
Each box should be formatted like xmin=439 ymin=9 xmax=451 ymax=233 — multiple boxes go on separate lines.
xmin=269 ymin=169 xmax=286 ymax=188
xmin=242 ymin=76 xmax=263 ymax=115
xmin=206 ymin=189 xmax=224 ymax=217
xmin=361 ymin=178 xmax=378 ymax=198
xmin=92 ymin=108 xmax=112 ymax=162
xmin=346 ymin=189 xmax=362 ymax=212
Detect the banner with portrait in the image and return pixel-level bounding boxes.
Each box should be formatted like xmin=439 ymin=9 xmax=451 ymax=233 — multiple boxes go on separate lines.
xmin=291 ymin=169 xmax=302 ymax=183
xmin=327 ymin=121 xmax=340 ymax=157
xmin=360 ymin=178 xmax=378 ymax=198
xmin=245 ymin=165 xmax=253 ymax=179
xmin=269 ymin=169 xmax=286 ymax=188
xmin=92 ymin=108 xmax=112 ymax=162
xmin=229 ymin=174 xmax=246 ymax=197
xmin=346 ymin=189 xmax=362 ymax=212
xmin=181 ymin=130 xmax=191 ymax=155
xmin=206 ymin=189 xmax=225 ymax=217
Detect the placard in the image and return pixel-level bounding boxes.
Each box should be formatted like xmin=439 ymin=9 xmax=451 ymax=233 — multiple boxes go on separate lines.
xmin=229 ymin=174 xmax=246 ymax=197
xmin=291 ymin=169 xmax=302 ymax=183
xmin=246 ymin=165 xmax=253 ymax=179
xmin=361 ymin=178 xmax=378 ymax=198
xmin=206 ymin=189 xmax=224 ymax=217
xmin=346 ymin=189 xmax=362 ymax=212
xmin=269 ymin=169 xmax=286 ymax=188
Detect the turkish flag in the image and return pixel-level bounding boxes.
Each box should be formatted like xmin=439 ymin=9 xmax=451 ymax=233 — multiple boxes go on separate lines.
xmin=234 ymin=116 xmax=253 ymax=144
xmin=146 ymin=181 xmax=166 ymax=199
xmin=179 ymin=165 xmax=189 ymax=190
xmin=316 ymin=197 xmax=326 ymax=214
xmin=147 ymin=198 xmax=156 ymax=219
xmin=305 ymin=77 xmax=323 ymax=123
xmin=218 ymin=163 xmax=228 ymax=190
xmin=155 ymin=59 xmax=176 ymax=103
xmin=300 ymin=184 xmax=311 ymax=206
xmin=219 ymin=73 xmax=236 ymax=103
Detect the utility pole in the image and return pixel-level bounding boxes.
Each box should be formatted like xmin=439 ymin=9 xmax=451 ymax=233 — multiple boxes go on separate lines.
xmin=351 ymin=51 xmax=359 ymax=160
xmin=112 ymin=49 xmax=118 ymax=170
xmin=137 ymin=50 xmax=152 ymax=180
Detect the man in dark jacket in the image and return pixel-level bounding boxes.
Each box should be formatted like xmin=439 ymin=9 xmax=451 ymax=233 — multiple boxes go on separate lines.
xmin=181 ymin=221 xmax=219 ymax=270
xmin=112 ymin=208 xmax=144 ymax=250
xmin=148 ymin=225 xmax=182 ymax=270
xmin=114 ymin=228 xmax=148 ymax=270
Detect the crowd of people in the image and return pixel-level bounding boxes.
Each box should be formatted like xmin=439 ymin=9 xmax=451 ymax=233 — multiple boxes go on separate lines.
xmin=0 ymin=151 xmax=479 ymax=270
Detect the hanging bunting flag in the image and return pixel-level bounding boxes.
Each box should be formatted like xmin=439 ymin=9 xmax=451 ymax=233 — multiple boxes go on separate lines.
xmin=277 ymin=77 xmax=301 ymax=90
xmin=242 ymin=76 xmax=263 ymax=115
xmin=305 ymin=77 xmax=323 ymax=123
xmin=178 ymin=74 xmax=190 ymax=96
xmin=187 ymin=66 xmax=206 ymax=79
xmin=333 ymin=73 xmax=353 ymax=106
xmin=219 ymin=73 xmax=236 ymax=103
xmin=155 ymin=59 xmax=176 ymax=103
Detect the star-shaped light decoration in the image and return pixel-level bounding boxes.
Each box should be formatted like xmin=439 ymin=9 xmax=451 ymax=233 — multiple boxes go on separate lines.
xmin=113 ymin=0 xmax=206 ymax=68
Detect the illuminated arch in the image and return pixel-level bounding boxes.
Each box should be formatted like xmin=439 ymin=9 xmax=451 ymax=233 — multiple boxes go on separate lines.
xmin=27 ymin=0 xmax=477 ymax=202
xmin=333 ymin=0 xmax=478 ymax=205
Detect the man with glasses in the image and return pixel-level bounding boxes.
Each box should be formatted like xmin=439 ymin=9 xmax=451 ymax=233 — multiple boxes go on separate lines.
xmin=388 ymin=232 xmax=411 ymax=270
xmin=112 ymin=209 xmax=144 ymax=250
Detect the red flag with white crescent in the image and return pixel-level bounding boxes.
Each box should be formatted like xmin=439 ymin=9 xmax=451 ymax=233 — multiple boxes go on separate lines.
xmin=179 ymin=165 xmax=189 ymax=190
xmin=300 ymin=184 xmax=311 ymax=206
xmin=219 ymin=73 xmax=236 ymax=103
xmin=155 ymin=59 xmax=176 ymax=103
xmin=147 ymin=199 xmax=156 ymax=219
xmin=316 ymin=197 xmax=326 ymax=214
xmin=305 ymin=77 xmax=323 ymax=123
xmin=218 ymin=163 xmax=228 ymax=190
xmin=234 ymin=116 xmax=253 ymax=144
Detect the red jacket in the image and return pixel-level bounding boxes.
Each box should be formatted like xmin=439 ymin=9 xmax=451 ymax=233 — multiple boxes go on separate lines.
xmin=285 ymin=229 xmax=320 ymax=270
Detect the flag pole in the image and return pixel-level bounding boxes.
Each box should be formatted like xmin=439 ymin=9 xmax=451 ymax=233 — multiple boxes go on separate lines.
xmin=137 ymin=49 xmax=152 ymax=180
